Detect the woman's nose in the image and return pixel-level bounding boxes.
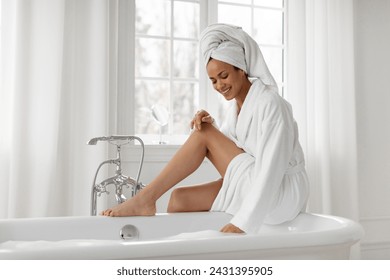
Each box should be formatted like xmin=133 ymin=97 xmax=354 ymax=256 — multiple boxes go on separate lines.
xmin=215 ymin=80 xmax=224 ymax=91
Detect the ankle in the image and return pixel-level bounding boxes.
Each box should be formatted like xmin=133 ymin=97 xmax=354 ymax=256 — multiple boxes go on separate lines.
xmin=138 ymin=186 xmax=159 ymax=203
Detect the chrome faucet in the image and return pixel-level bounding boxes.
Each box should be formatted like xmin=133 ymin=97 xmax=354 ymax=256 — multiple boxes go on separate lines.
xmin=87 ymin=135 xmax=146 ymax=215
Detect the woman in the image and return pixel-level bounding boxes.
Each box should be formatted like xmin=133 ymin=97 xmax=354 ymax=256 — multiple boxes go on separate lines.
xmin=102 ymin=24 xmax=309 ymax=234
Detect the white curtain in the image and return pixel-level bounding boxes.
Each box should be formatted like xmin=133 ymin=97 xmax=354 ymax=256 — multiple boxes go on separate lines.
xmin=0 ymin=0 xmax=114 ymax=218
xmin=287 ymin=0 xmax=359 ymax=221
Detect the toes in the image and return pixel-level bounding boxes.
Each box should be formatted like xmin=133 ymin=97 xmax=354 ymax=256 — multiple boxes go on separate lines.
xmin=101 ymin=209 xmax=111 ymax=216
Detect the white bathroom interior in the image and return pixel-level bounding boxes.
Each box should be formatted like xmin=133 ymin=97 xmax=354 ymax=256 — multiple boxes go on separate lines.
xmin=0 ymin=0 xmax=389 ymax=259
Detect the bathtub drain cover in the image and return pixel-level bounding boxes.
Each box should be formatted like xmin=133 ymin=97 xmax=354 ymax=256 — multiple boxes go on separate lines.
xmin=120 ymin=224 xmax=139 ymax=240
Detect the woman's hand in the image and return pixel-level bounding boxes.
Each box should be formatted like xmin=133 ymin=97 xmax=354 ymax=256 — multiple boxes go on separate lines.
xmin=190 ymin=109 xmax=214 ymax=131
xmin=220 ymin=223 xmax=245 ymax=234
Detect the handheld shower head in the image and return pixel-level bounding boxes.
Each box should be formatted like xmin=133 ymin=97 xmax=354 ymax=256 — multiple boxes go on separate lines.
xmin=87 ymin=135 xmax=143 ymax=146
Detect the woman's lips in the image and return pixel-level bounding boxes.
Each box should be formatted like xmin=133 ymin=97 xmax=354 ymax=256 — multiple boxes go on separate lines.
xmin=220 ymin=88 xmax=231 ymax=95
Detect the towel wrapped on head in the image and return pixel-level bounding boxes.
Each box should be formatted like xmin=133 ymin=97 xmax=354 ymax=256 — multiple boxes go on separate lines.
xmin=200 ymin=23 xmax=278 ymax=93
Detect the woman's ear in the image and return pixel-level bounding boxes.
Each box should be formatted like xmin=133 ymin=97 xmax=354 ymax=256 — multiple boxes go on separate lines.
xmin=240 ymin=69 xmax=248 ymax=77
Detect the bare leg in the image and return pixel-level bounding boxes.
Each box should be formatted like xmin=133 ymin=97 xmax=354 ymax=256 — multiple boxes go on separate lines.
xmin=167 ymin=179 xmax=223 ymax=212
xmin=102 ymin=124 xmax=243 ymax=216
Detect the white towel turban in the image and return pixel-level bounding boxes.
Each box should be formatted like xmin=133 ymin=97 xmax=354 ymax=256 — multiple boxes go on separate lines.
xmin=200 ymin=23 xmax=278 ymax=93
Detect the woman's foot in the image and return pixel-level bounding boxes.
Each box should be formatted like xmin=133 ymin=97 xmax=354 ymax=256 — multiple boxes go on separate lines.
xmin=101 ymin=189 xmax=156 ymax=217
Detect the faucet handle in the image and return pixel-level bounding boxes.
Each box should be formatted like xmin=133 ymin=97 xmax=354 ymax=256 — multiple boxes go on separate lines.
xmin=95 ymin=184 xmax=110 ymax=196
xmin=97 ymin=190 xmax=110 ymax=197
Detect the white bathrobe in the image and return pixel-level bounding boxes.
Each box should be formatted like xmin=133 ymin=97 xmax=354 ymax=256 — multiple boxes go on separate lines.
xmin=211 ymin=79 xmax=310 ymax=233
xmin=200 ymin=23 xmax=309 ymax=233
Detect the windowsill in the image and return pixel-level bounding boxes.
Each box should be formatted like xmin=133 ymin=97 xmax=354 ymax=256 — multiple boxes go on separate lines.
xmin=121 ymin=135 xmax=188 ymax=162
xmin=134 ymin=134 xmax=189 ymax=146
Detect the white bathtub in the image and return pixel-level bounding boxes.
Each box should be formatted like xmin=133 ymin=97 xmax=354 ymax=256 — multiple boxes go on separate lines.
xmin=0 ymin=212 xmax=363 ymax=260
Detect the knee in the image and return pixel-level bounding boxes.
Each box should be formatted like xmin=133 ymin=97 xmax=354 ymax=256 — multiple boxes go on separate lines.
xmin=196 ymin=122 xmax=215 ymax=134
xmin=191 ymin=122 xmax=216 ymax=141
xmin=167 ymin=188 xmax=189 ymax=213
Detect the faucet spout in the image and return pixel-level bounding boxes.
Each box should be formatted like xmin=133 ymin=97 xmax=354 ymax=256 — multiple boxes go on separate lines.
xmin=115 ymin=187 xmax=127 ymax=204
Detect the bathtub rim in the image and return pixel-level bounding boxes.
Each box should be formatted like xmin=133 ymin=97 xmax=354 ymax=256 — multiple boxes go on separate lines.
xmin=0 ymin=212 xmax=364 ymax=260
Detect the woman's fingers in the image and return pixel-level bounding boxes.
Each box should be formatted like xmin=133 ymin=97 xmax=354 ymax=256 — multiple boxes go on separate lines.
xmin=191 ymin=109 xmax=212 ymax=131
xmin=220 ymin=223 xmax=245 ymax=234
xmin=202 ymin=115 xmax=214 ymax=123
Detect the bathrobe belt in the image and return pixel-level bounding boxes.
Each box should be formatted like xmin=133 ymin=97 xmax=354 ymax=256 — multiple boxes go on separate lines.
xmin=285 ymin=162 xmax=305 ymax=175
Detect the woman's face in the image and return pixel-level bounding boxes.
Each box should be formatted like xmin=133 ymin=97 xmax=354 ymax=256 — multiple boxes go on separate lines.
xmin=206 ymin=58 xmax=248 ymax=101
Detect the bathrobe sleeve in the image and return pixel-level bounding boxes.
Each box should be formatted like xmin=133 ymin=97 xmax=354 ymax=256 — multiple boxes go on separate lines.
xmin=229 ymin=95 xmax=295 ymax=233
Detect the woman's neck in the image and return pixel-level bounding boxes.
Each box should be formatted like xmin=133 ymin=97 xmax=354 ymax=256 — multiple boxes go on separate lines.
xmin=235 ymin=79 xmax=252 ymax=113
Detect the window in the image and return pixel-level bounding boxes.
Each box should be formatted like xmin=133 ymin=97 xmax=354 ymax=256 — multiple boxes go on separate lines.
xmin=134 ymin=0 xmax=200 ymax=144
xmin=131 ymin=0 xmax=286 ymax=144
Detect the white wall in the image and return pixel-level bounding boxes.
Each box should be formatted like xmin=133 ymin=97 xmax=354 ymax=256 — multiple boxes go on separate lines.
xmin=354 ymin=0 xmax=390 ymax=259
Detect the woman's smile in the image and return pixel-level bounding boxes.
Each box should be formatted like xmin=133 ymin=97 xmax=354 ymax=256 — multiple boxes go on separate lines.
xmin=220 ymin=87 xmax=231 ymax=95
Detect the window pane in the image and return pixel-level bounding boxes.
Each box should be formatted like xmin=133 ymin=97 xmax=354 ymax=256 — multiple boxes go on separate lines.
xmin=254 ymin=0 xmax=283 ymax=8
xmin=135 ymin=80 xmax=170 ymax=135
xmin=172 ymin=82 xmax=199 ymax=134
xmin=136 ymin=0 xmax=171 ymax=36
xmin=253 ymin=9 xmax=283 ymax=45
xmin=218 ymin=4 xmax=251 ymax=32
xmin=135 ymin=38 xmax=170 ymax=78
xmin=174 ymin=1 xmax=199 ymax=38
xmin=261 ymin=47 xmax=283 ymax=83
xmin=173 ymin=41 xmax=199 ymax=78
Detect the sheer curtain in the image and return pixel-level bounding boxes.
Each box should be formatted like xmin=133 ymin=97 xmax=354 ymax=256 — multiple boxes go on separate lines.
xmin=287 ymin=0 xmax=359 ymax=221
xmin=0 ymin=0 xmax=114 ymax=218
